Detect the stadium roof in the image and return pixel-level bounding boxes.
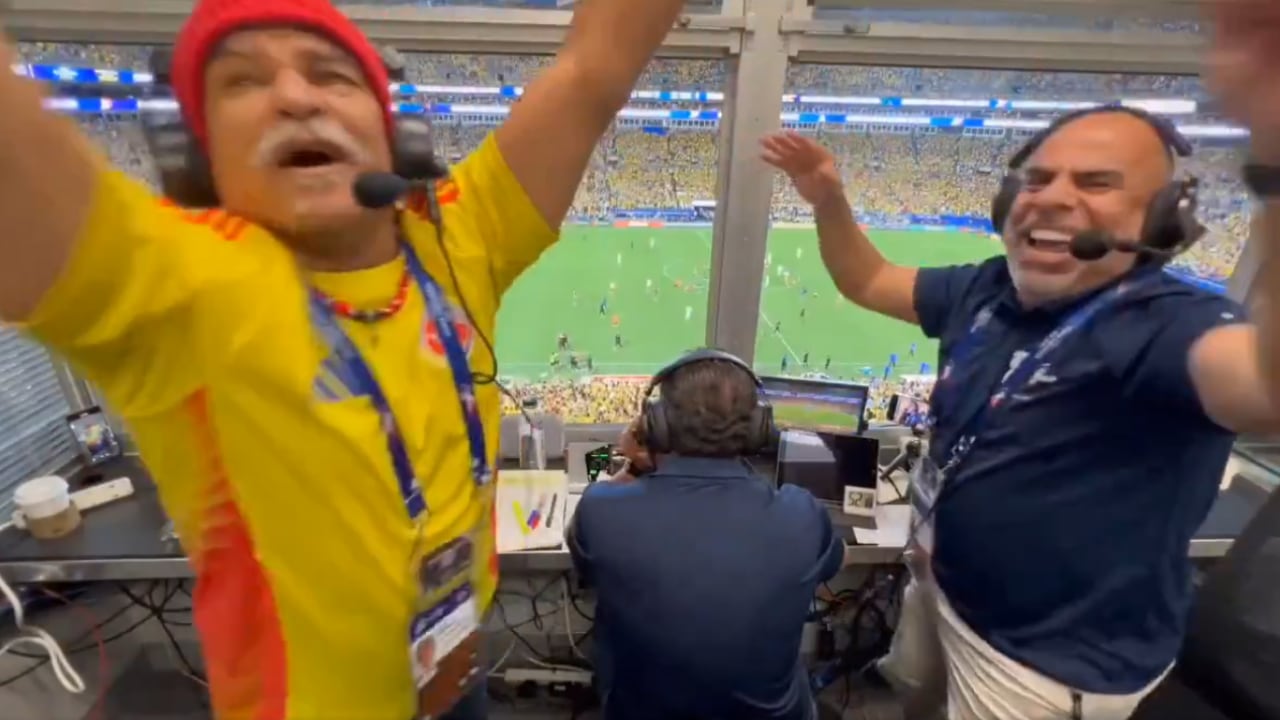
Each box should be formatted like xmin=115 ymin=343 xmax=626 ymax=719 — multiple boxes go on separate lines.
xmin=0 ymin=0 xmax=1203 ymax=73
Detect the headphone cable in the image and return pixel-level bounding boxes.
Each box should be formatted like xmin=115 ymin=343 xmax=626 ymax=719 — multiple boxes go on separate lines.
xmin=424 ymin=190 xmax=535 ymax=429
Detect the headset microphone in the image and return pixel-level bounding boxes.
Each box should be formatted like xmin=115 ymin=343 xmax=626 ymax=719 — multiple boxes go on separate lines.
xmin=352 ymin=172 xmax=415 ymax=210
xmin=1068 ymin=229 xmax=1178 ymax=261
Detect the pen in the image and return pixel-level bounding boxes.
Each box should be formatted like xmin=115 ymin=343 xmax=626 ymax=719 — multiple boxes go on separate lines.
xmin=546 ymin=494 xmax=560 ymax=530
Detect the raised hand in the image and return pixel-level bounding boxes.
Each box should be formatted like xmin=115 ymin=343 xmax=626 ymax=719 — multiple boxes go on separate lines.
xmin=1205 ymin=0 xmax=1280 ymax=159
xmin=619 ymin=418 xmax=654 ymax=476
xmin=760 ymin=131 xmax=845 ymax=208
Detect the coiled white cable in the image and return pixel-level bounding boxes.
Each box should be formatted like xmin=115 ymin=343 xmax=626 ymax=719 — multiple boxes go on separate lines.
xmin=0 ymin=571 xmax=85 ymax=693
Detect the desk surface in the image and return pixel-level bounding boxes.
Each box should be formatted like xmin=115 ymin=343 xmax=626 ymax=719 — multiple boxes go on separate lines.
xmin=0 ymin=456 xmax=1260 ymax=584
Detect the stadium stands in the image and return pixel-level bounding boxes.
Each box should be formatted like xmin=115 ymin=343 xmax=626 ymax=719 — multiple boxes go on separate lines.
xmin=15 ymin=42 xmax=1252 ymax=423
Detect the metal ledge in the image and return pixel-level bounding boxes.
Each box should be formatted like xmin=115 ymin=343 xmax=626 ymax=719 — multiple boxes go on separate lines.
xmin=0 ymin=0 xmax=742 ymax=58
xmin=785 ymin=19 xmax=1204 ymax=74
xmin=810 ymin=0 xmax=1203 ymax=22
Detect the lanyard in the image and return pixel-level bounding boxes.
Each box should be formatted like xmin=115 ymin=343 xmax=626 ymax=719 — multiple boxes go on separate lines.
xmin=931 ymin=276 xmax=1153 ymax=483
xmin=307 ymin=244 xmax=491 ymax=520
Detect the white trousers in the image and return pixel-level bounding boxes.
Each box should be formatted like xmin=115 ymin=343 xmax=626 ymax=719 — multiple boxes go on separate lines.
xmin=876 ymin=577 xmax=1169 ymax=720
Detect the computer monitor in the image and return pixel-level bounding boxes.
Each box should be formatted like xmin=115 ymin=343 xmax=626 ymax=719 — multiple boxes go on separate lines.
xmin=566 ymin=442 xmax=624 ymax=490
xmin=760 ymin=375 xmax=870 ymax=435
xmin=888 ymin=394 xmax=932 ymax=428
xmin=775 ymin=431 xmax=880 ymax=524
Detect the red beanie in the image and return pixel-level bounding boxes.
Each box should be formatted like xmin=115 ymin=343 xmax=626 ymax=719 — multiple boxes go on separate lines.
xmin=171 ymin=0 xmax=393 ymax=147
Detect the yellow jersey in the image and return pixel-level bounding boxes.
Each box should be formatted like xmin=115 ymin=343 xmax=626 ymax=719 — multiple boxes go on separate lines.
xmin=22 ymin=134 xmax=557 ymax=719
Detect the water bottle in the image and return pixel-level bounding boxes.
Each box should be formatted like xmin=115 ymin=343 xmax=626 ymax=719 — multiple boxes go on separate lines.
xmin=518 ymin=398 xmax=546 ymax=470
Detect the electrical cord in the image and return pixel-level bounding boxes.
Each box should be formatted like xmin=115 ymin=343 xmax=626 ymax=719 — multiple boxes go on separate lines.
xmin=155 ymin=611 xmax=206 ymax=686
xmin=425 ymin=192 xmax=537 ymax=427
xmin=0 ymin=580 xmax=187 ymax=689
xmin=810 ymin=565 xmax=904 ymax=696
xmin=494 ymin=576 xmax=590 ymax=672
xmin=0 ymin=571 xmax=85 ymax=693
xmin=4 ymin=582 xmax=169 ymax=661
xmin=561 ymin=578 xmax=589 ymax=663
xmin=494 ymin=583 xmax=563 ymax=659
xmin=39 ymin=588 xmax=109 ymax=720
xmin=144 ymin=581 xmax=205 ymax=683
xmin=117 ymin=582 xmax=192 ymax=624
xmin=567 ymin=585 xmax=594 ymax=623
xmin=486 ymin=637 xmax=519 ymax=678
xmin=427 ymin=195 xmax=497 ymax=387
xmin=494 ymin=598 xmax=583 ymax=672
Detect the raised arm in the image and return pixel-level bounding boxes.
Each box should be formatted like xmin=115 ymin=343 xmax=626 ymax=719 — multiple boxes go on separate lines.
xmin=494 ymin=0 xmax=688 ymax=229
xmin=0 ymin=39 xmax=101 ymax=321
xmin=0 ymin=36 xmax=258 ymax=418
xmin=1181 ymin=0 xmax=1280 ymax=433
xmin=761 ymin=131 xmax=920 ymax=325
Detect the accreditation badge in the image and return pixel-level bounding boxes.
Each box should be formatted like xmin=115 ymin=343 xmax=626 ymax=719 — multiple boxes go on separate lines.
xmin=408 ymin=535 xmax=482 ymax=720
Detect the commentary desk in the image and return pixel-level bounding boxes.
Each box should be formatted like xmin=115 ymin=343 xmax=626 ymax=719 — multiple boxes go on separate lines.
xmin=0 ymin=455 xmax=1264 ymax=585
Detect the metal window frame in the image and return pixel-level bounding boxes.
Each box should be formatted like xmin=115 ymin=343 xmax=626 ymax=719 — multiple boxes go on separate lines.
xmin=3 ymin=0 xmax=1249 ymax=373
xmin=1226 ymin=207 xmax=1264 ymax=307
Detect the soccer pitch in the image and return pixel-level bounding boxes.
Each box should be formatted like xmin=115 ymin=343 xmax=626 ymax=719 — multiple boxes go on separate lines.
xmin=495 ymin=226 xmax=1003 ymax=381
xmin=771 ymin=400 xmax=861 ymax=433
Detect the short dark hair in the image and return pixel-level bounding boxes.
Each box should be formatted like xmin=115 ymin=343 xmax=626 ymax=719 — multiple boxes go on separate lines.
xmin=657 ymin=359 xmax=760 ymax=457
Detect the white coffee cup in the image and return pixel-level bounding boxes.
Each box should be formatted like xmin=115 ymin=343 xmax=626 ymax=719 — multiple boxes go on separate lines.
xmin=14 ymin=476 xmax=81 ymax=540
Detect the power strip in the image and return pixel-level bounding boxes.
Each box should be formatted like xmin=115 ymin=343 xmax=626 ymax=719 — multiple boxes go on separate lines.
xmin=11 ymin=477 xmax=136 ymax=530
xmin=72 ymin=477 xmax=136 ymax=512
xmin=503 ymin=667 xmax=593 ymax=687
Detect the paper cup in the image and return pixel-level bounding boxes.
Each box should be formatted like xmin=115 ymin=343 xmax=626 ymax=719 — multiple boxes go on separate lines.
xmin=14 ymin=476 xmax=81 ymax=539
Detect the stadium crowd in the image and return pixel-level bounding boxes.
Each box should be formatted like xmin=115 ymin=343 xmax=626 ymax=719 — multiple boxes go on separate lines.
xmin=499 ymin=374 xmax=938 ymax=424
xmin=16 ymin=41 xmax=1252 ymax=423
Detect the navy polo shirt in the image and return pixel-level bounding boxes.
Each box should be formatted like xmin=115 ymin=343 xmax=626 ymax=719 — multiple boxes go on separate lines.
xmin=916 ymin=256 xmax=1244 ymax=694
xmin=567 ymin=456 xmax=844 ymax=720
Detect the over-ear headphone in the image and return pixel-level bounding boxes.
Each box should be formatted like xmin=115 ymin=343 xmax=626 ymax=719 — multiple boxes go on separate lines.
xmin=142 ymin=45 xmax=448 ymax=208
xmin=639 ymin=348 xmax=775 ymax=455
xmin=989 ymin=104 xmax=1205 ymax=259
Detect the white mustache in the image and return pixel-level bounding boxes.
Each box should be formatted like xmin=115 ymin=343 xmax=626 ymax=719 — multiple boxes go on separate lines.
xmin=252 ymin=118 xmax=371 ymax=168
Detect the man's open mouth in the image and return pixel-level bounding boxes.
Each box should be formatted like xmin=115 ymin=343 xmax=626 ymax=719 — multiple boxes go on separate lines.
xmin=1025 ymin=228 xmax=1074 ymax=253
xmin=274 ymin=140 xmax=349 ymax=170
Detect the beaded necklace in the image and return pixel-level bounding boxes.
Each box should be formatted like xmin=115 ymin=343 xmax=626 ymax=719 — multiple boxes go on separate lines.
xmin=311 ymin=265 xmax=413 ymax=323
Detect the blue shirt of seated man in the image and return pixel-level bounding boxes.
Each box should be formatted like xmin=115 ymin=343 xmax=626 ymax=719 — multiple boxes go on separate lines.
xmin=917 ymin=256 xmax=1243 ymax=694
xmin=568 ymin=456 xmax=844 ymax=720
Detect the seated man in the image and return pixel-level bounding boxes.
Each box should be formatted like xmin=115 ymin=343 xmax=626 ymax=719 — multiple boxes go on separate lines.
xmin=568 ymin=349 xmax=849 ymax=720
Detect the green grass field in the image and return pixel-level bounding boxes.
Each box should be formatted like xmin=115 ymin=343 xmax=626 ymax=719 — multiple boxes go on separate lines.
xmin=495 ymin=226 xmax=1003 ymax=382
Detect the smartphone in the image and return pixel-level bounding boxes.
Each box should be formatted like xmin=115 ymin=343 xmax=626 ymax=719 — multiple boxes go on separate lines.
xmin=66 ymin=406 xmax=123 ymax=466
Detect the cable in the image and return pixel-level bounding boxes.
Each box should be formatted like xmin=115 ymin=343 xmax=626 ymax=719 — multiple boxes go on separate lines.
xmin=567 ymin=588 xmax=594 ymax=623
xmin=0 ymin=571 xmax=85 ymax=693
xmin=810 ymin=565 xmax=905 ymax=695
xmin=427 ymin=197 xmax=497 ymax=386
xmin=147 ymin=581 xmax=205 ymax=684
xmin=561 ymin=578 xmax=588 ymax=662
xmin=0 ymin=591 xmax=141 ymax=686
xmin=39 ymin=588 xmax=108 ymax=720
xmin=424 ymin=192 xmax=546 ymax=434
xmin=493 ymin=595 xmax=564 ymax=666
xmin=486 ymin=638 xmax=519 ymax=678
xmin=117 ymin=582 xmax=192 ymax=621
xmin=493 ymin=576 xmax=590 ymax=672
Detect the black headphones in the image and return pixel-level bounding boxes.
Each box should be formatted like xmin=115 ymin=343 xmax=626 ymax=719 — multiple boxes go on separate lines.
xmin=989 ymin=105 xmax=1205 ymax=258
xmin=639 ymin=348 xmax=775 ymax=455
xmin=141 ymin=45 xmax=448 ymax=208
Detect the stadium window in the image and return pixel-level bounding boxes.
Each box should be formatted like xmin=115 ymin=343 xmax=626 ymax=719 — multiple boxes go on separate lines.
xmin=398 ymin=53 xmax=727 ymax=424
xmin=0 ymin=331 xmax=78 ymax=513
xmin=760 ymin=63 xmax=1251 ymax=424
